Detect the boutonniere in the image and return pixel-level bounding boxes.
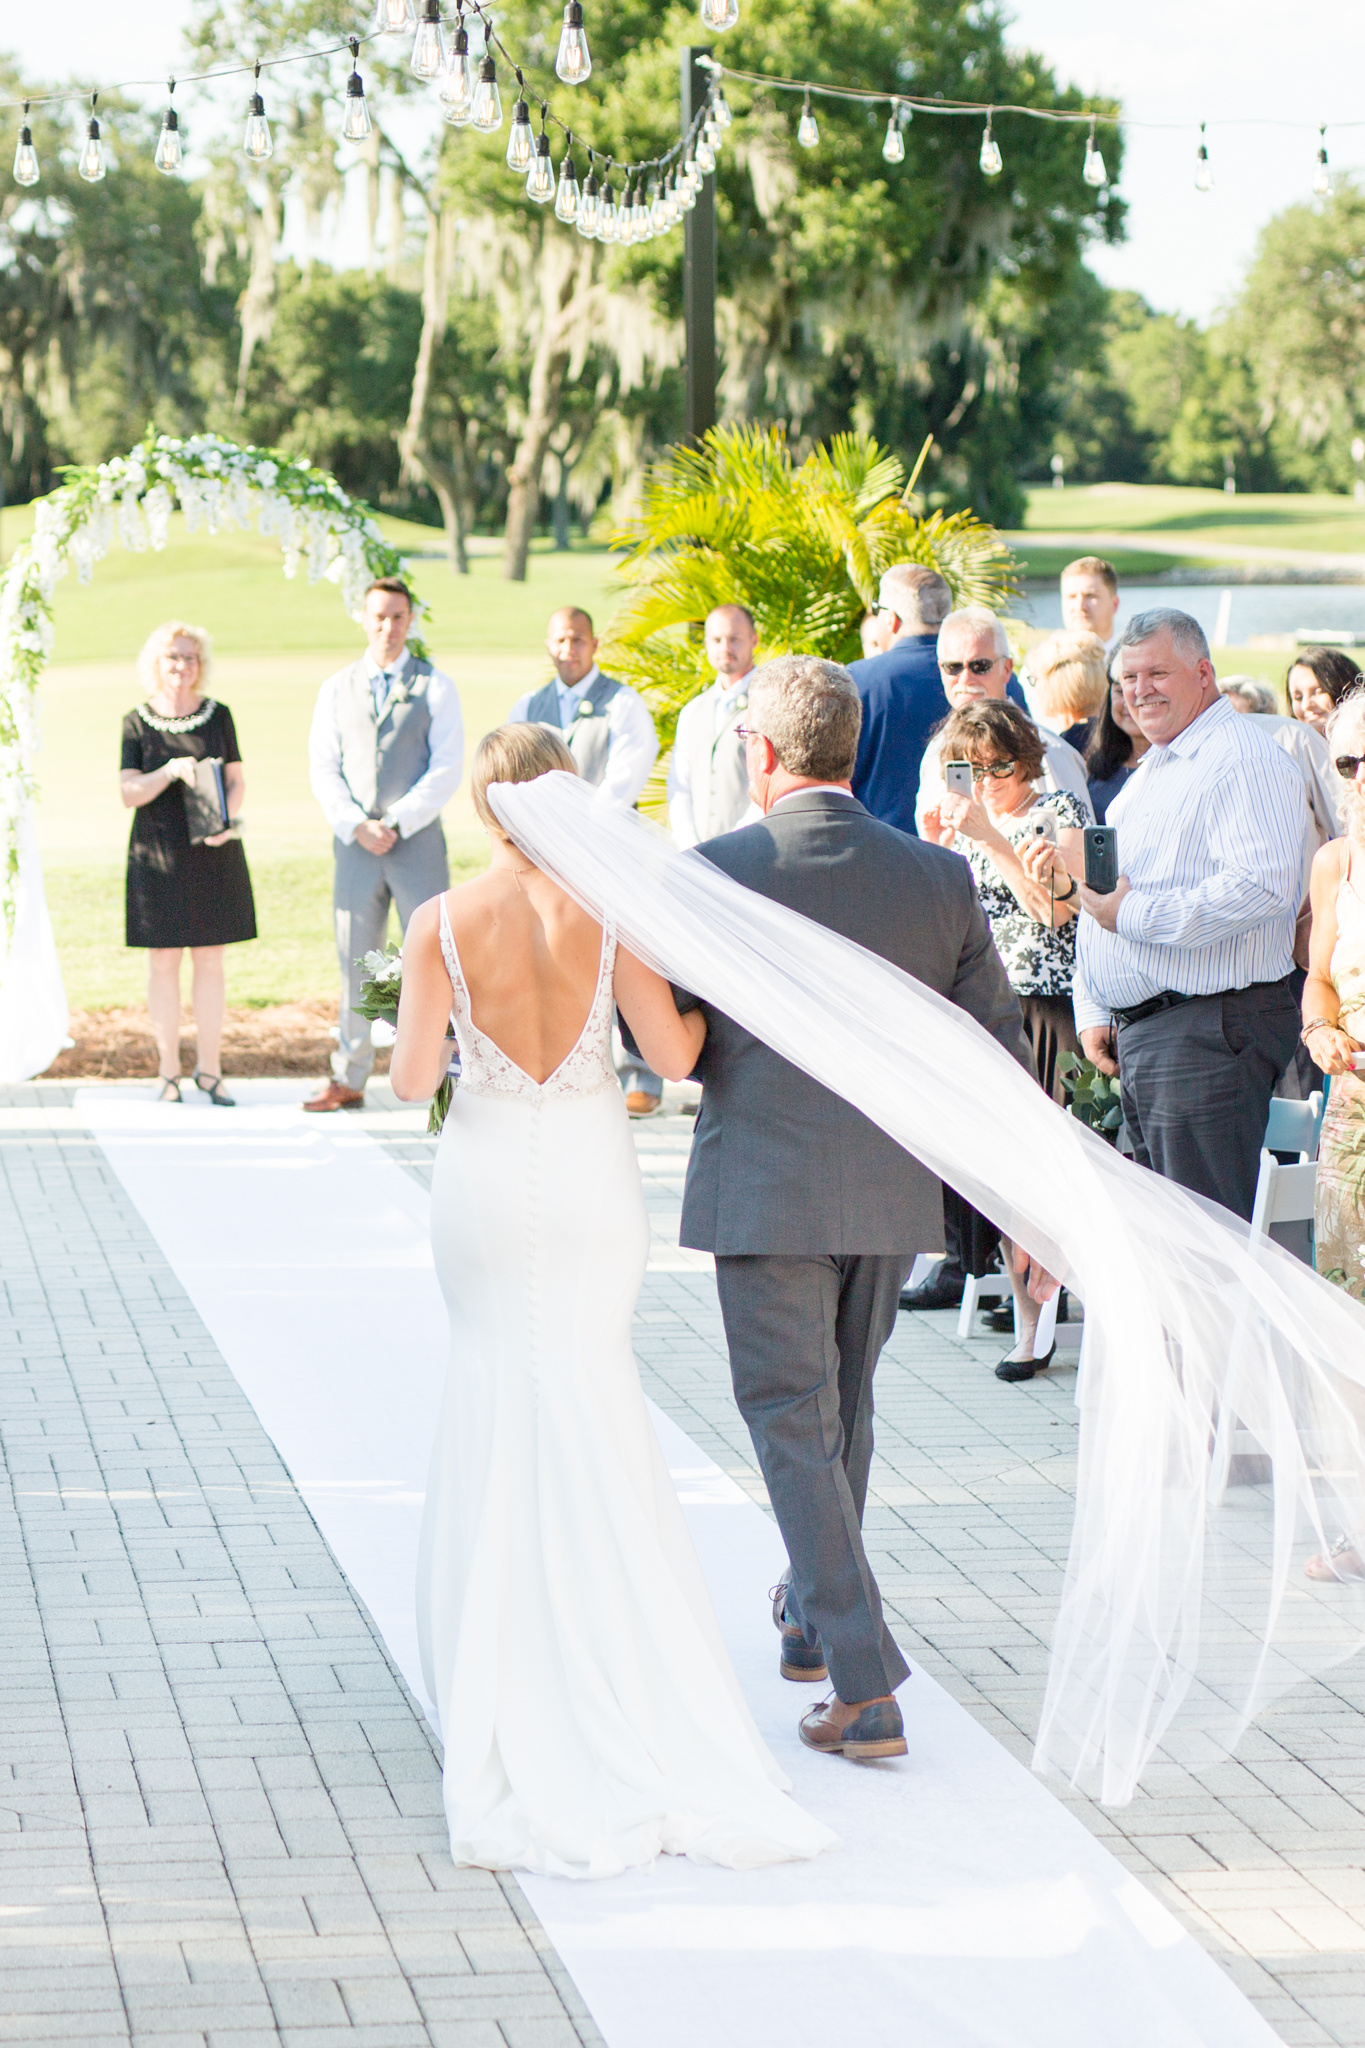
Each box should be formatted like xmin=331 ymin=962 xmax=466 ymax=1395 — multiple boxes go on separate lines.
xmin=575 ymin=697 xmax=597 ymax=719
xmin=732 ymin=693 xmax=748 ymax=714
xmin=389 ymin=682 xmax=411 ymax=705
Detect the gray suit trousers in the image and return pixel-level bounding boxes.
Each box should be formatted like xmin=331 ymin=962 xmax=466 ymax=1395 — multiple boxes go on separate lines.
xmin=332 ymin=822 xmax=449 ymax=1088
xmin=714 ymin=1252 xmax=913 ymax=1704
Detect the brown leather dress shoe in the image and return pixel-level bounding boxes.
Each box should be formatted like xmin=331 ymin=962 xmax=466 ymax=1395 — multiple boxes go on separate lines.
xmin=799 ymin=1694 xmax=907 ymax=1762
xmin=624 ymin=1091 xmax=661 ymax=1117
xmin=303 ymin=1080 xmax=365 ymax=1113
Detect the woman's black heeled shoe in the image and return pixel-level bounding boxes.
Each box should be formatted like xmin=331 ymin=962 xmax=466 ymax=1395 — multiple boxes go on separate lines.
xmin=155 ymin=1077 xmax=182 ymax=1103
xmin=995 ymin=1341 xmax=1057 ymax=1384
xmin=193 ymin=1072 xmax=236 ymax=1107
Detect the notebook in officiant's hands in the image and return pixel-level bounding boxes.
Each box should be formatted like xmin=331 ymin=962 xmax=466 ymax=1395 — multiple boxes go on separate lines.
xmin=182 ymin=757 xmax=236 ymax=844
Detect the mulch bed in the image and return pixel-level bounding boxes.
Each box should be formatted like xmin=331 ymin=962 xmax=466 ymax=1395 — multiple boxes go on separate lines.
xmin=42 ymin=1002 xmax=391 ymax=1080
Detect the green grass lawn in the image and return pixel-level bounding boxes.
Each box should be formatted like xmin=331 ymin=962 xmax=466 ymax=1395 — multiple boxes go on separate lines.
xmin=1020 ymin=483 xmax=1365 ymax=558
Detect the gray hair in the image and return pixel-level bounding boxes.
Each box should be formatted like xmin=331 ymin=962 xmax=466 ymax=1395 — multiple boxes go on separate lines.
xmin=1117 ymin=607 xmax=1210 ymax=665
xmin=877 ymin=564 xmax=952 ymax=631
xmin=1218 ymin=675 xmax=1277 ymax=716
xmin=747 ymin=656 xmax=862 ymax=782
xmin=937 ymin=606 xmax=1011 ymax=659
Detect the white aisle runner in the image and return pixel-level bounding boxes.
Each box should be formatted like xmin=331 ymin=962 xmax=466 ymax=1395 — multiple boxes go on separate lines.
xmin=82 ymin=1083 xmax=1277 ymax=2048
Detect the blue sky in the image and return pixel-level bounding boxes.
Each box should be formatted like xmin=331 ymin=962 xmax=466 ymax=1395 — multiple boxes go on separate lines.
xmin=5 ymin=0 xmax=1360 ymax=323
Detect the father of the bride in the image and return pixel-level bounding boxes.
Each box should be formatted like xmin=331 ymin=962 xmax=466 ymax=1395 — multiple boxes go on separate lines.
xmin=683 ymin=656 xmax=1033 ymax=1762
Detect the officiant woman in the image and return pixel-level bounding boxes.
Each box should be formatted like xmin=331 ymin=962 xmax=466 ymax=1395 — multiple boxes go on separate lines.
xmin=119 ymin=620 xmax=257 ymax=1106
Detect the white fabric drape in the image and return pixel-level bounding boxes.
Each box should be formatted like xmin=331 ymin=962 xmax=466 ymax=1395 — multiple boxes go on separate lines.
xmin=489 ymin=771 xmax=1365 ymax=1807
xmin=0 ymin=800 xmax=70 ymax=1084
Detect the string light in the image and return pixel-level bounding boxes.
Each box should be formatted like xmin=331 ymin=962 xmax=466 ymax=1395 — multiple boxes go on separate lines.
xmin=78 ymin=93 xmax=105 ymax=182
xmin=1082 ymin=115 xmax=1106 ymax=187
xmin=882 ymin=101 xmax=904 ymax=164
xmin=13 ymin=102 xmax=39 ymax=188
xmin=650 ymin=176 xmax=668 ymax=232
xmin=555 ymin=1 xmax=592 ymax=85
xmin=797 ymin=91 xmax=818 ymax=149
xmin=244 ymin=65 xmax=272 ymax=160
xmin=1313 ymin=126 xmax=1331 ymax=198
xmin=598 ymin=175 xmax=617 ymax=241
xmin=696 ymin=134 xmax=715 ymax=174
xmin=374 ymin=0 xmax=415 ymax=29
xmin=577 ymin=156 xmax=600 ymax=235
xmin=441 ymin=15 xmax=474 ymax=125
xmin=411 ymin=0 xmax=447 ymax=82
xmin=712 ymin=83 xmax=731 ymax=129
xmin=526 ymin=122 xmax=554 ymax=202
xmin=554 ymin=146 xmax=579 ymax=220
xmin=471 ymin=49 xmax=502 ymax=132
xmin=699 ymin=0 xmax=740 ymax=30
xmin=979 ymin=112 xmax=1002 ymax=176
xmin=632 ymin=182 xmax=650 ymax=240
xmin=506 ymin=89 xmax=533 ymax=171
xmin=154 ymin=80 xmax=183 ymax=174
xmin=1194 ymin=121 xmax=1212 ymax=191
xmin=342 ymin=43 xmax=373 ymax=143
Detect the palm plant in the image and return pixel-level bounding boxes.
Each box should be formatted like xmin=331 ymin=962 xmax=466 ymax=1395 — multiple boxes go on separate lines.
xmin=600 ymin=423 xmax=1019 ymax=782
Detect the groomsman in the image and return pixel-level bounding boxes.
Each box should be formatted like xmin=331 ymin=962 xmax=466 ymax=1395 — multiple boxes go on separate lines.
xmin=667 ymin=605 xmax=760 ymax=849
xmin=305 ymin=577 xmax=464 ymax=1112
xmin=509 ymin=607 xmax=657 ymax=807
xmin=511 ymin=605 xmax=661 ymax=1113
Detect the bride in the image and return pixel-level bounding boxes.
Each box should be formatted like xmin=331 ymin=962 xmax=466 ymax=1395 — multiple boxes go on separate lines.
xmin=390 ymin=724 xmax=836 ymax=1879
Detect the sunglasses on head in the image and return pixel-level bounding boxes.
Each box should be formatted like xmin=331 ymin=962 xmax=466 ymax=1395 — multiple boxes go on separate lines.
xmin=1336 ymin=755 xmax=1365 ymax=780
xmin=940 ymin=657 xmax=999 ymax=677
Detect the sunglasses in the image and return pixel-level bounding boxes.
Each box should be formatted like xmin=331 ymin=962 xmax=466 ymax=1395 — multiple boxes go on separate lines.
xmin=940 ymin=657 xmax=1001 ymax=678
xmin=1336 ymin=755 xmax=1365 ymax=780
xmin=971 ymin=759 xmax=1018 ymax=782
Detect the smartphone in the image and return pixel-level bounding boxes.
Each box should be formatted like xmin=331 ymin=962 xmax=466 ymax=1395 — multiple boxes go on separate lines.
xmin=1083 ymin=825 xmax=1119 ymax=894
xmin=944 ymin=760 xmax=974 ymax=797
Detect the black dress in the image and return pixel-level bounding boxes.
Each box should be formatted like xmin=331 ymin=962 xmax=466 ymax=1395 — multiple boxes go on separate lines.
xmin=122 ymin=700 xmax=258 ymax=950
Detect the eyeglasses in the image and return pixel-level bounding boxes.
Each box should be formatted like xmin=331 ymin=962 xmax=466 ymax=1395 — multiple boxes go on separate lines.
xmin=1335 ymin=755 xmax=1365 ymax=780
xmin=735 ymin=724 xmax=760 ymax=741
xmin=940 ymin=657 xmax=1001 ymax=678
xmin=971 ymin=759 xmax=1018 ymax=782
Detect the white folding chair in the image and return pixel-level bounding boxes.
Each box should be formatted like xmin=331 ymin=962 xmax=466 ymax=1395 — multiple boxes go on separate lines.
xmin=1263 ymin=1091 xmax=1324 ymax=1164
xmin=1248 ymin=1151 xmax=1317 ymax=1257
xmin=956 ymin=1268 xmax=1012 ymax=1339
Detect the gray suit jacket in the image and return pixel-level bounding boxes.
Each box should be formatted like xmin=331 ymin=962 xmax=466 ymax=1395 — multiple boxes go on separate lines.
xmin=680 ymin=790 xmax=1032 ymax=1257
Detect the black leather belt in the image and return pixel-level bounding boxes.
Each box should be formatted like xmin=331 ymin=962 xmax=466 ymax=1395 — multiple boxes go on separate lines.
xmin=1112 ymin=974 xmax=1293 ymax=1031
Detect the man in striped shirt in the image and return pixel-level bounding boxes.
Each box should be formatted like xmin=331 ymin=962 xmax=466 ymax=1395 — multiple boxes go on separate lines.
xmin=1074 ymin=609 xmax=1309 ymax=1221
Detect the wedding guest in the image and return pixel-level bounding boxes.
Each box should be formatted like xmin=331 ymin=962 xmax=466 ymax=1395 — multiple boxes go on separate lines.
xmin=1024 ymin=629 xmax=1110 ymax=756
xmin=509 ymin=606 xmax=658 ymax=808
xmin=1287 ymin=646 xmax=1363 ymax=735
xmin=859 ymin=608 xmax=894 ymax=658
xmin=668 ymin=604 xmax=760 ymax=849
xmin=1086 ymin=675 xmax=1150 ymax=824
xmin=926 ymin=700 xmax=1085 ymax=1379
xmin=1075 ymin=609 xmax=1308 ymax=1220
xmin=914 ymin=609 xmax=1093 ymax=837
xmin=846 ymin=564 xmax=953 ymax=835
xmin=1060 ymin=555 xmax=1120 ymax=653
xmin=306 ymin=577 xmax=464 ymax=1113
xmin=1219 ymin=675 xmax=1277 ymax=716
xmin=120 ymin=622 xmax=256 ymax=1106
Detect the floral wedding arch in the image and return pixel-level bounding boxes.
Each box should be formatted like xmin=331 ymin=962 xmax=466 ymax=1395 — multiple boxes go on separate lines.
xmin=0 ymin=432 xmax=422 ymax=1083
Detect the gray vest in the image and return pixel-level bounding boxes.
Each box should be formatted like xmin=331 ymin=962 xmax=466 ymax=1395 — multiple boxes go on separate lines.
xmin=334 ymin=657 xmax=436 ymax=818
xmin=522 ymin=672 xmax=624 ymax=788
xmin=680 ymin=682 xmax=752 ymax=841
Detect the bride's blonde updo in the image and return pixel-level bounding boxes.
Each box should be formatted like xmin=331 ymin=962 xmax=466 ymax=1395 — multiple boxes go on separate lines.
xmin=471 ymin=723 xmax=577 ymax=833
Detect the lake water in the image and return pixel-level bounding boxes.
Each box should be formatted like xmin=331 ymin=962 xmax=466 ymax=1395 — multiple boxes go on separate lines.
xmin=1019 ymin=583 xmax=1365 ymax=645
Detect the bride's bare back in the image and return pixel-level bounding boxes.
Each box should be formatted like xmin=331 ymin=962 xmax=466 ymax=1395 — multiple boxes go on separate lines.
xmin=443 ymin=865 xmax=602 ymax=1083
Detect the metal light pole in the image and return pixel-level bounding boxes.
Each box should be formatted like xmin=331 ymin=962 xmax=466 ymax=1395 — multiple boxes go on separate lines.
xmin=681 ymin=46 xmax=717 ymax=443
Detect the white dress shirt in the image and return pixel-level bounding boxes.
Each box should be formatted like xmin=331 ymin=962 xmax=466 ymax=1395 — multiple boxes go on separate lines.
xmin=668 ymin=672 xmax=757 ymax=847
xmin=308 ymin=647 xmax=465 ymax=845
xmin=509 ymin=663 xmax=658 ymax=810
xmin=1072 ymin=694 xmax=1310 ymax=1032
xmin=916 ymin=730 xmax=1094 ymax=836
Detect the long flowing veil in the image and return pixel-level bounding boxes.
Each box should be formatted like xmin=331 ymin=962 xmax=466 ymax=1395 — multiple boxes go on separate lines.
xmin=489 ymin=771 xmax=1365 ymax=1806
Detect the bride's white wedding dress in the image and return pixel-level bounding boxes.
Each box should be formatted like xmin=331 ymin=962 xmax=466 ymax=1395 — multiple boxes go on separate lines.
xmin=416 ymin=897 xmax=837 ymax=1878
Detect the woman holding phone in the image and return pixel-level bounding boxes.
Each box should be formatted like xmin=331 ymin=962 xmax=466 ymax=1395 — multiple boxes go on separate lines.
xmin=120 ymin=620 xmax=256 ymax=1104
xmin=924 ymin=698 xmax=1086 ymax=1379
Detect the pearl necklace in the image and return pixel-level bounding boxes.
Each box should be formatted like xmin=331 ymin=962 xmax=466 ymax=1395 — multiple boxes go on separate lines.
xmin=140 ymin=697 xmax=217 ymax=734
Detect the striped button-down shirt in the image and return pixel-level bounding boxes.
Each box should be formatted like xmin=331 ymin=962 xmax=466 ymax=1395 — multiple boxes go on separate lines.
xmin=1072 ymin=693 xmax=1309 ymax=1032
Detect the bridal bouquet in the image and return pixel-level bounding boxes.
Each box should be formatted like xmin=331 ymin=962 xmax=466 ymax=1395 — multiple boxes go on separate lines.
xmin=355 ymin=945 xmax=456 ymax=1136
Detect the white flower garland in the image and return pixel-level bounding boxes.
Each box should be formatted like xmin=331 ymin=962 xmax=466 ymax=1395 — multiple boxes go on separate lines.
xmin=0 ymin=432 xmax=427 ymax=930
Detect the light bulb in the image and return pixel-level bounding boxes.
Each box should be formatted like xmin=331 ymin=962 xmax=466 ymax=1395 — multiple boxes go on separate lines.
xmin=680 ymin=172 xmax=698 ymax=213
xmin=667 ymin=173 xmax=683 ymax=224
xmin=13 ymin=112 xmax=39 ymax=189
xmin=556 ymin=0 xmax=592 ymax=83
xmin=411 ymin=0 xmax=447 ymax=81
xmin=797 ymin=95 xmax=818 ymax=150
xmin=554 ymin=153 xmax=578 ymax=220
xmin=703 ymin=118 xmax=721 ymax=151
xmin=631 ymin=184 xmax=649 ymax=240
xmin=1313 ymin=131 xmax=1331 ymax=198
xmin=1194 ymin=126 xmax=1212 ymax=192
xmin=619 ymin=181 xmax=635 ymax=239
xmin=696 ymin=138 xmax=715 ymax=174
xmin=442 ymin=26 xmax=474 ymax=125
xmin=374 ymin=0 xmax=415 ymax=28
xmin=526 ymin=131 xmax=554 ymax=202
xmin=343 ymin=48 xmax=373 ymax=143
xmin=882 ymin=107 xmax=904 ymax=164
xmin=979 ymin=119 xmax=1002 ymax=176
xmin=596 ymin=180 xmax=616 ymax=241
xmin=649 ymin=179 xmax=668 ymax=232
xmin=577 ymin=166 xmax=599 ymax=236
xmin=78 ymin=104 xmax=105 ymax=183
xmin=471 ymin=55 xmax=502 ymax=131
xmin=712 ymin=85 xmax=731 ymax=129
xmin=699 ymin=0 xmax=739 ymax=27
xmin=1082 ymin=121 xmax=1106 ymax=188
xmin=506 ymin=97 xmax=533 ymax=171
xmin=244 ymin=72 xmax=272 ymax=161
xmin=155 ymin=108 xmax=182 ymax=173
